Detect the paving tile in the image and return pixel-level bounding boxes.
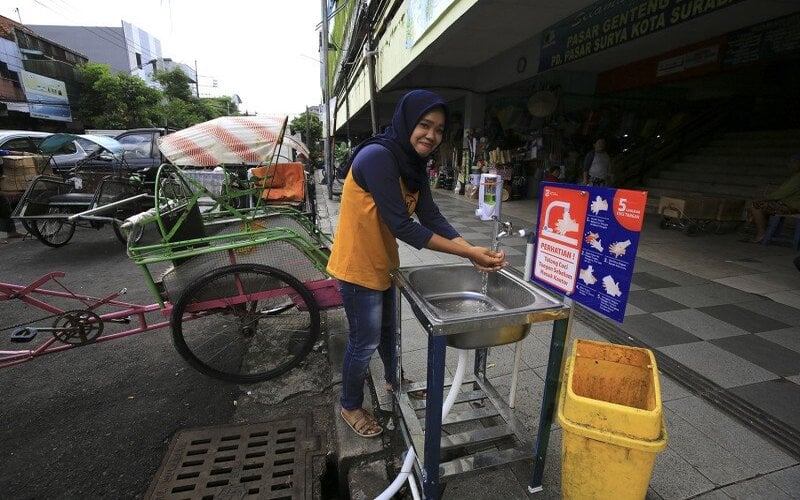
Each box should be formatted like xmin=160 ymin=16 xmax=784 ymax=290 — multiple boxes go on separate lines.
xmin=765 ymin=290 xmax=800 ymax=310
xmin=664 ymin=396 xmax=796 ymax=475
xmin=620 ymin=315 xmax=701 ymax=347
xmin=457 ymin=231 xmax=489 ymax=241
xmin=654 ymin=309 xmax=749 ymax=340
xmin=660 ymin=405 xmax=757 ymax=486
xmin=788 ymin=375 xmax=800 ymax=386
xmin=637 ymin=265 xmax=710 ymax=286
xmin=488 ymin=368 xmax=546 ymax=434
xmin=565 ymin=320 xmax=609 ymax=343
xmin=657 ymin=342 xmax=778 ymax=388
xmin=729 ymin=379 xmax=800 ymax=431
xmin=698 ymin=304 xmax=790 ymax=333
xmin=692 ymin=489 xmax=732 ymax=500
xmin=658 ymin=375 xmax=692 ymax=402
xmin=624 ymin=303 xmax=648 ymax=316
xmin=632 ymin=272 xmax=680 ymax=290
xmin=648 ymin=446 xmax=716 ymax=499
xmin=762 ymin=465 xmax=800 ymax=499
xmin=519 ymin=334 xmax=553 ymax=369
xmin=736 ymin=298 xmax=800 ymax=325
xmin=627 ymin=290 xmax=688 ymax=313
xmin=713 ymin=474 xmax=794 ymax=500
xmin=653 ymin=282 xmax=758 ymax=308
xmin=710 ymin=335 xmax=800 ymax=377
xmin=714 ymin=272 xmax=799 ymax=295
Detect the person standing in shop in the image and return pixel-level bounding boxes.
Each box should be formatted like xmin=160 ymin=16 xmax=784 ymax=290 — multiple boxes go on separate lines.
xmin=582 ymin=138 xmax=612 ymax=186
xmin=326 ymin=89 xmax=506 ymax=438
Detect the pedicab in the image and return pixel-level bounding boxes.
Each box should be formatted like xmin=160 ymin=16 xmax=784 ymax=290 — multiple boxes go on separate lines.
xmin=2 ymin=115 xmax=340 ymax=384
xmin=11 ymin=133 xmax=153 ymax=247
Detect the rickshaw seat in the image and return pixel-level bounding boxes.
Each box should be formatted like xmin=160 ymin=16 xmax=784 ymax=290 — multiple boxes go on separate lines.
xmin=250 ymin=163 xmax=305 ymax=204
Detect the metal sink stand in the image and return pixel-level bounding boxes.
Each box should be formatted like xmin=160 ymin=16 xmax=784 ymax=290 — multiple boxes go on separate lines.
xmin=392 ymin=281 xmax=572 ymax=499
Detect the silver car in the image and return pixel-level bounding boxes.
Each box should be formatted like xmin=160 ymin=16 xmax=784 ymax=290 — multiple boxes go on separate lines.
xmin=0 ymin=130 xmax=93 ymax=169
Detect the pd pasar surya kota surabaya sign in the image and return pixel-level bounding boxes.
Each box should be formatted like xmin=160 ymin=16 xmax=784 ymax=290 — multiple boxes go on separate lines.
xmin=538 ymin=0 xmax=745 ymax=72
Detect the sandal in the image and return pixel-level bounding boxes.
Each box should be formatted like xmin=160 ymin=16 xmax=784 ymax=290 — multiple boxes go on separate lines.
xmin=340 ymin=408 xmax=383 ymax=438
xmin=386 ymin=378 xmax=427 ymax=400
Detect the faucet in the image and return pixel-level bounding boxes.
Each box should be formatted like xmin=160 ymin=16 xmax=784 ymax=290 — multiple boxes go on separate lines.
xmin=491 ymin=216 xmax=515 ymax=252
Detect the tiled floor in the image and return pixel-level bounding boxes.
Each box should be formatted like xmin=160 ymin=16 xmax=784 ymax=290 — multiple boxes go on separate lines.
xmin=428 ymin=189 xmax=800 ymax=452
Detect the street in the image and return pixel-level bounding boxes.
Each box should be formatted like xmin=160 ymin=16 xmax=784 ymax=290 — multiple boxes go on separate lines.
xmin=0 ymin=227 xmax=338 ymax=499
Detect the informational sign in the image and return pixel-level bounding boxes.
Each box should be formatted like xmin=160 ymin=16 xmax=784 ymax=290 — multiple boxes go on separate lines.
xmin=538 ymin=0 xmax=745 ymax=72
xmin=20 ymin=70 xmax=72 ymax=122
xmin=722 ymin=11 xmax=800 ymax=68
xmin=533 ymin=183 xmax=647 ymax=323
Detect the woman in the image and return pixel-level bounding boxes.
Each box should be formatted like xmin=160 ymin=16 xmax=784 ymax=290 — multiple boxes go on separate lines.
xmin=327 ymin=90 xmax=506 ymax=438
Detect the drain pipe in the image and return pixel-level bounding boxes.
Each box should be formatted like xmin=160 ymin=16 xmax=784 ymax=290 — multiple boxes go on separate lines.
xmin=375 ymin=349 xmax=471 ymax=500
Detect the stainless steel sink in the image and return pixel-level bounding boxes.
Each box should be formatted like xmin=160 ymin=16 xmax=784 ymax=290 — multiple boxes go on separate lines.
xmin=393 ymin=264 xmax=567 ymax=349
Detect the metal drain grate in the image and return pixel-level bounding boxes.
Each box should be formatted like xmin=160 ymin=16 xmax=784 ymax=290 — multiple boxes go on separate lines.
xmin=146 ymin=417 xmax=324 ymax=499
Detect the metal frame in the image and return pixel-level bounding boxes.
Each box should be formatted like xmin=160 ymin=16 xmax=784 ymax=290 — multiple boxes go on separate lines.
xmin=391 ymin=275 xmax=572 ymax=498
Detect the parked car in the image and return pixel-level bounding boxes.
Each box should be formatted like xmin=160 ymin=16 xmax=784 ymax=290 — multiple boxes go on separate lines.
xmin=0 ymin=130 xmax=94 ymax=170
xmin=78 ymin=128 xmax=175 ymax=172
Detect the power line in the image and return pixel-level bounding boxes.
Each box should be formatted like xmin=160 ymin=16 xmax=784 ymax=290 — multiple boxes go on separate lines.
xmin=30 ymin=0 xmax=166 ymax=69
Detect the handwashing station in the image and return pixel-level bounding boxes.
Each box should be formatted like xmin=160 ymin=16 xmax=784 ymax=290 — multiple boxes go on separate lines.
xmin=387 ymin=177 xmax=573 ymax=498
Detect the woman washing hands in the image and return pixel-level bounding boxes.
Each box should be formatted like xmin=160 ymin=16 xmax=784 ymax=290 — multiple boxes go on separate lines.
xmin=327 ymin=89 xmax=505 ymax=438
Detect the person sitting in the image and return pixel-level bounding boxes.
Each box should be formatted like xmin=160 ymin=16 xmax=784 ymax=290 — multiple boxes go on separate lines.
xmin=544 ymin=165 xmax=562 ymax=183
xmin=749 ymin=153 xmax=800 ymax=243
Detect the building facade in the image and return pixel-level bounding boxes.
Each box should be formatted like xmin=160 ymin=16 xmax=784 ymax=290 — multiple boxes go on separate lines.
xmin=324 ymin=0 xmax=800 ymax=200
xmin=0 ymin=15 xmax=88 ymax=129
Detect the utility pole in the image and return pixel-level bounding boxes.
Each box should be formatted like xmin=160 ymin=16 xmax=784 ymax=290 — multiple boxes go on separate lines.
xmin=305 ymin=105 xmax=311 ymax=156
xmin=194 ymin=60 xmax=200 ymax=98
xmin=320 ymin=0 xmax=333 ymax=199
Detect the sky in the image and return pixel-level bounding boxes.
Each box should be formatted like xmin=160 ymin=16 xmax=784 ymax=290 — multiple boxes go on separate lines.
xmin=1 ymin=0 xmax=324 ymax=117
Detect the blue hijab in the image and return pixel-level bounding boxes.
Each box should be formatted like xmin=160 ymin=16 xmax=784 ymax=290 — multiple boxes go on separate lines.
xmin=348 ymin=89 xmax=447 ymax=192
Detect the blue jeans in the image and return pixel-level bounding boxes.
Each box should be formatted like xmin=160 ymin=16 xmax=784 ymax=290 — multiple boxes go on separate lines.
xmin=339 ymin=280 xmax=397 ymax=410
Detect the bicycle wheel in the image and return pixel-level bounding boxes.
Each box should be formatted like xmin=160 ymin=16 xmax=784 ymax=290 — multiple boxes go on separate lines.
xmin=170 ymin=264 xmax=320 ymax=383
xmin=29 ymin=207 xmax=76 ymax=247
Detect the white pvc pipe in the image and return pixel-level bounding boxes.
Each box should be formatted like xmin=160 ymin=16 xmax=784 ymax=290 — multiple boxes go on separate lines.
xmin=375 ymin=447 xmax=418 ymax=500
xmin=375 ymin=348 xmax=471 ymax=500
xmin=442 ymin=349 xmax=469 ymax=419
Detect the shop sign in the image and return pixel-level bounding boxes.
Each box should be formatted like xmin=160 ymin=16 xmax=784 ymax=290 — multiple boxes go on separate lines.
xmin=20 ymin=70 xmax=72 ymax=122
xmin=538 ymin=0 xmax=745 ymax=72
xmin=656 ymin=45 xmax=719 ymax=77
xmin=532 ymin=183 xmax=647 ymax=323
xmin=722 ymin=11 xmax=800 ymax=67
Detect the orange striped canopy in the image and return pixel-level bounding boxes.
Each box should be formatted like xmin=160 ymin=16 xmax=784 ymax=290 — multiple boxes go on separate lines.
xmin=158 ymin=115 xmax=291 ymax=167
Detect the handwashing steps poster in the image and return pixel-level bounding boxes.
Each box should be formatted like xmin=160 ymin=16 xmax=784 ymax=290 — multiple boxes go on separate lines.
xmin=532 ymin=182 xmax=647 ymax=323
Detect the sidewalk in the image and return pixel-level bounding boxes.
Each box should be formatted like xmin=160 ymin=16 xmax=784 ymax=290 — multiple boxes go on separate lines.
xmin=318 ymin=181 xmax=800 ymax=499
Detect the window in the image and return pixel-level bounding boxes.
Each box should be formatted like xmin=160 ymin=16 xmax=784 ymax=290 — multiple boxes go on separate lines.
xmin=1 ymin=137 xmax=38 ymax=153
xmin=135 ymin=52 xmax=142 ymax=69
xmin=119 ymin=133 xmax=154 ymax=158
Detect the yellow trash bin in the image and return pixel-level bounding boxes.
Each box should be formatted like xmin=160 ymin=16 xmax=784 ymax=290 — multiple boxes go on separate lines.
xmin=558 ymin=339 xmax=668 ymax=499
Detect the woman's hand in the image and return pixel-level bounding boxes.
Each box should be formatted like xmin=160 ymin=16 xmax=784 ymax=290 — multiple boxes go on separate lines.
xmin=468 ymin=246 xmax=507 ymax=272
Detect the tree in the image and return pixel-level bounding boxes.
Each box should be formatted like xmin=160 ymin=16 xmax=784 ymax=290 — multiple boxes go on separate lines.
xmin=290 ymin=110 xmax=322 ymax=166
xmin=77 ymin=62 xmax=162 ymax=129
xmin=77 ymin=62 xmax=239 ymax=130
xmin=153 ymin=68 xmax=195 ymax=102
